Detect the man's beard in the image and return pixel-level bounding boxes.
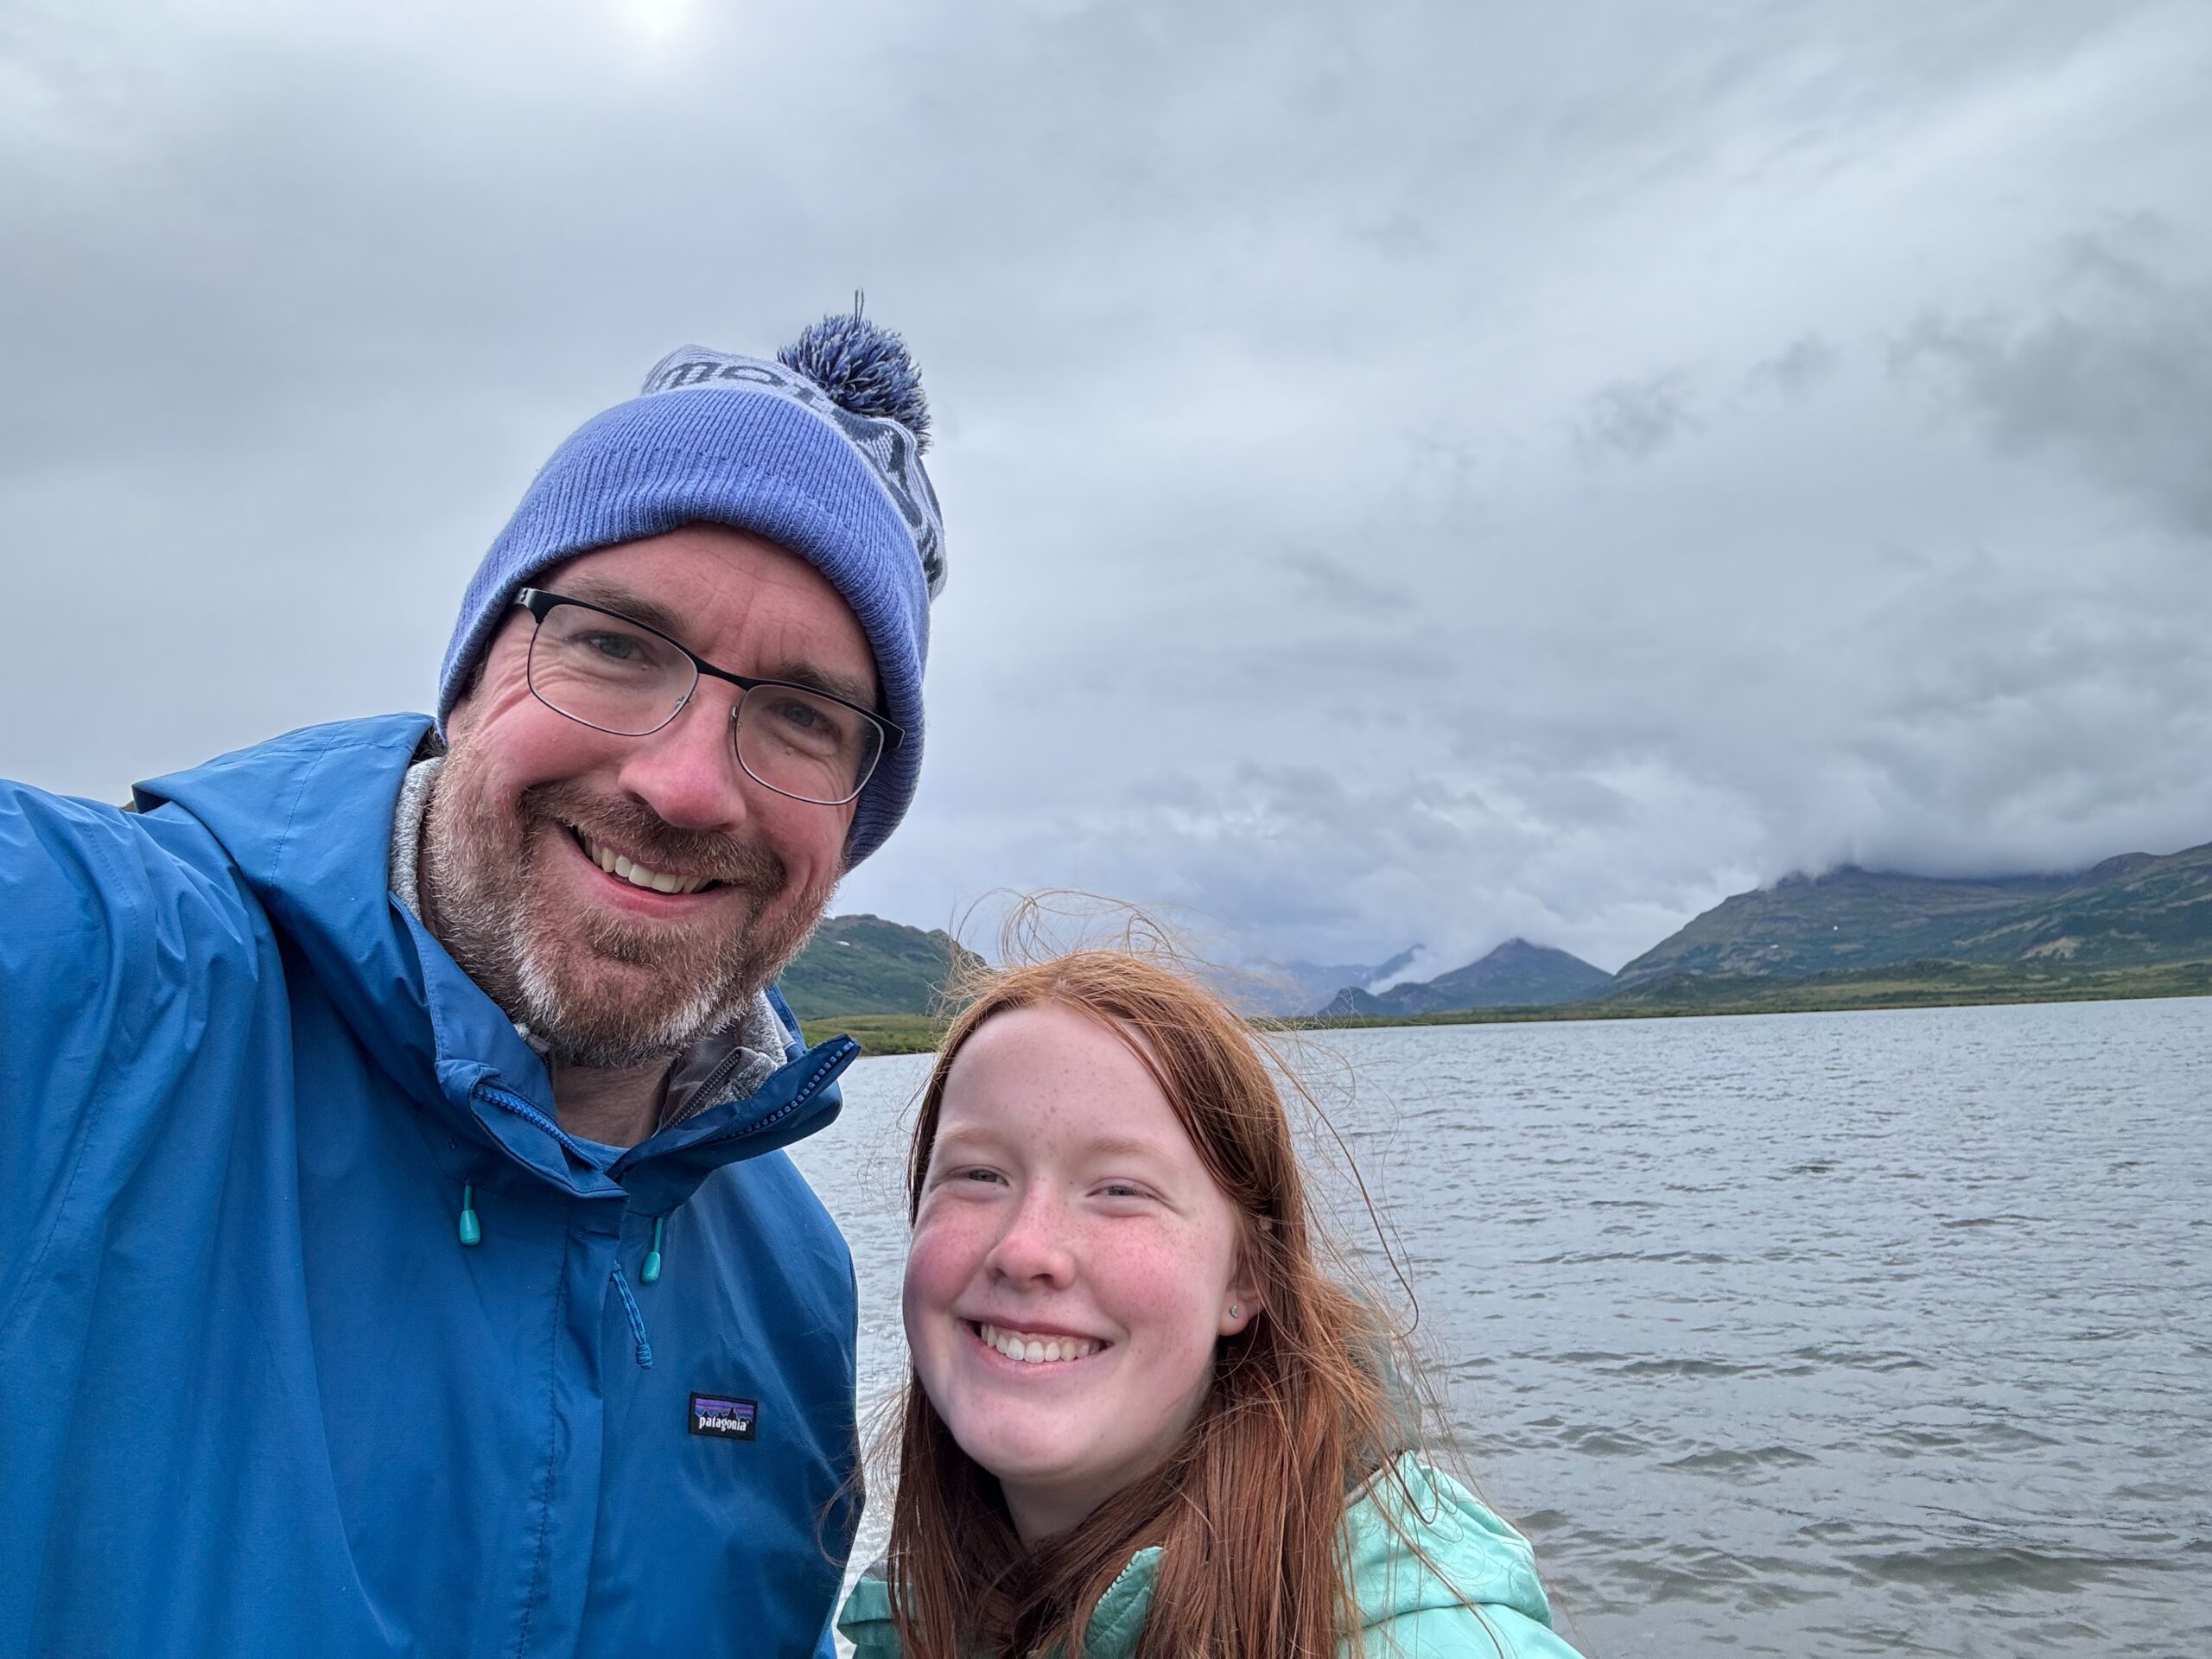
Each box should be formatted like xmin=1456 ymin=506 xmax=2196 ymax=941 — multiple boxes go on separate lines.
xmin=418 ymin=745 xmax=834 ymax=1069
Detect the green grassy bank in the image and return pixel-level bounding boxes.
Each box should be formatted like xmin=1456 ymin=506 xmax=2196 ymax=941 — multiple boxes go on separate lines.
xmin=802 ymin=958 xmax=2211 ymax=1056
xmin=1279 ymin=957 xmax=2212 ymax=1034
xmin=798 ymin=1011 xmax=950 ymax=1056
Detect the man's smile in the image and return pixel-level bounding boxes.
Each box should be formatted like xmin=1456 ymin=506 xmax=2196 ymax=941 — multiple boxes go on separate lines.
xmin=569 ymin=825 xmax=724 ymax=896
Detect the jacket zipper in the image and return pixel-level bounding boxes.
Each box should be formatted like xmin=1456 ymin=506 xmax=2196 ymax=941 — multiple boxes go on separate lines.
xmin=676 ymin=1039 xmax=858 ymax=1154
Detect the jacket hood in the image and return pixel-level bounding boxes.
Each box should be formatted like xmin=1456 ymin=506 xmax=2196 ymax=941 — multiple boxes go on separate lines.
xmin=1345 ymin=1456 xmax=1556 ymax=1635
xmin=130 ymin=715 xmax=852 ymax=1206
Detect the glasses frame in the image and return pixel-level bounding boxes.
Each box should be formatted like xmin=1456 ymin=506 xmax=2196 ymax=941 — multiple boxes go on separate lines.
xmin=512 ymin=587 xmax=902 ymax=807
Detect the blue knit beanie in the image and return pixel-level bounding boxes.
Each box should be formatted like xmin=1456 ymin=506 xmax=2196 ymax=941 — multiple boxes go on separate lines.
xmin=437 ymin=313 xmax=945 ymax=868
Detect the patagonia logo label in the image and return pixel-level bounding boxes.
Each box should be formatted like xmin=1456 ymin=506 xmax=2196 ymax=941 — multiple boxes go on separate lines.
xmin=689 ymin=1393 xmax=759 ymax=1440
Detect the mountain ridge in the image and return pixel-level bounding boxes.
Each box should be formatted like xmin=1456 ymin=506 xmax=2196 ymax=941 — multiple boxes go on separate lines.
xmin=1614 ymin=839 xmax=2212 ymax=987
xmin=1319 ymin=938 xmax=1612 ymax=1016
xmin=777 ymin=838 xmax=2212 ymax=1039
xmin=1221 ymin=946 xmax=1423 ymax=1017
xmin=776 ymin=913 xmax=981 ymax=1020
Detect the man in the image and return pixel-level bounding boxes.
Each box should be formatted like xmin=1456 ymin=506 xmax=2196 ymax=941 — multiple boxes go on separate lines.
xmin=0 ymin=312 xmax=945 ymax=1657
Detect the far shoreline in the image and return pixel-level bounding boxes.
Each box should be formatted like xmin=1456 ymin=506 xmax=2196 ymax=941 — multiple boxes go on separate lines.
xmin=801 ymin=959 xmax=2212 ymax=1057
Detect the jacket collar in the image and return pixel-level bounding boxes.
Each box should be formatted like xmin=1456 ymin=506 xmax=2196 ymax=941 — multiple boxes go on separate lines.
xmin=836 ymin=1548 xmax=1160 ymax=1659
xmin=133 ymin=714 xmax=854 ymax=1205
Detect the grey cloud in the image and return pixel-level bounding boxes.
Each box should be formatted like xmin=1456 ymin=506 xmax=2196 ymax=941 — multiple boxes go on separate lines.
xmin=1746 ymin=335 xmax=1839 ymax=401
xmin=1573 ymin=371 xmax=1700 ymax=464
xmin=1281 ymin=550 xmax=1416 ymax=620
xmin=1347 ymin=212 xmax=1440 ymax=263
xmin=1891 ymin=237 xmax=2212 ymax=537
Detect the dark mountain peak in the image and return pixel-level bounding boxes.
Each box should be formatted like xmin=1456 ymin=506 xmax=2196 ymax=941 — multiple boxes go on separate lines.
xmin=1228 ymin=945 xmax=1423 ymax=1016
xmin=1319 ymin=938 xmax=1611 ymax=1017
xmin=1479 ymin=937 xmax=1556 ymax=962
xmin=1317 ymin=984 xmax=1388 ymax=1018
xmin=1773 ymin=864 xmax=1887 ymax=891
xmin=2077 ymin=851 xmax=2158 ymax=882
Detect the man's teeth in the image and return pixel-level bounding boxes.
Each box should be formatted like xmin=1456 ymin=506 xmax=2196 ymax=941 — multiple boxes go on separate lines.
xmin=977 ymin=1323 xmax=1101 ymax=1364
xmin=575 ymin=831 xmax=712 ymax=895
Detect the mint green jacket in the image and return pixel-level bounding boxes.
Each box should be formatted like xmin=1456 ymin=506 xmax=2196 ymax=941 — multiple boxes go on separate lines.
xmin=837 ymin=1457 xmax=1586 ymax=1657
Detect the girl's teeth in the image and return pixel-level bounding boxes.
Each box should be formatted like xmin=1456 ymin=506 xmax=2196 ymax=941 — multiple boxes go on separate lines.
xmin=977 ymin=1323 xmax=1099 ymax=1364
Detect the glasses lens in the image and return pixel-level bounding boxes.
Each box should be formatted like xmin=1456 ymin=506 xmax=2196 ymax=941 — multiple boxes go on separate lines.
xmin=528 ymin=603 xmax=694 ymax=735
xmin=735 ymin=684 xmax=887 ymax=805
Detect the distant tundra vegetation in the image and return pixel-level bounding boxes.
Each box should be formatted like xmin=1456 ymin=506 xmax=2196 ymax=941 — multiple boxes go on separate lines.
xmin=782 ymin=840 xmax=2212 ymax=1054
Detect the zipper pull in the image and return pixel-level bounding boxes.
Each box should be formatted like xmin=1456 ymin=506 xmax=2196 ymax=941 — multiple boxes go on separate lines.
xmin=458 ymin=1181 xmax=482 ymax=1247
xmin=641 ymin=1214 xmax=666 ymax=1285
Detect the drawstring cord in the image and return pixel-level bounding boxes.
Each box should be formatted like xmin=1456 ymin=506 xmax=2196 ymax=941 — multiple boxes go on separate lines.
xmin=618 ymin=1217 xmax=668 ymax=1370
xmin=610 ymin=1262 xmax=654 ymax=1369
xmin=451 ymin=1181 xmax=662 ymax=1369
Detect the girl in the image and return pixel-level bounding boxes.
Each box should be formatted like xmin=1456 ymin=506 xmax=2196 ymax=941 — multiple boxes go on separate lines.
xmin=838 ymin=950 xmax=1585 ymax=1658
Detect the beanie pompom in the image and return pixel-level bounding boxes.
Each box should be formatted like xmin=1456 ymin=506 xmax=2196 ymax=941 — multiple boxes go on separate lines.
xmin=779 ymin=310 xmax=932 ymax=452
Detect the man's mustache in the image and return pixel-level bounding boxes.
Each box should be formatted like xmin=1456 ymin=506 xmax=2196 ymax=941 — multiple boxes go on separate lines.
xmin=520 ymin=781 xmax=789 ymax=893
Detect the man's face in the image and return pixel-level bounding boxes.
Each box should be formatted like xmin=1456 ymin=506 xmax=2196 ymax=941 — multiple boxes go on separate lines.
xmin=422 ymin=524 xmax=874 ymax=1068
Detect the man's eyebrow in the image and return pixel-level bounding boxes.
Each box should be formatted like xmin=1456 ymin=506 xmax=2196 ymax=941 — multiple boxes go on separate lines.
xmin=552 ymin=577 xmax=881 ymax=715
xmin=554 ymin=577 xmax=692 ymax=644
xmin=757 ymin=659 xmax=881 ymax=715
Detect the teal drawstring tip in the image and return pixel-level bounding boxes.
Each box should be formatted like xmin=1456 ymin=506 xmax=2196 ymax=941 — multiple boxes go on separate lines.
xmin=458 ymin=1182 xmax=482 ymax=1248
xmin=640 ymin=1215 xmax=665 ymax=1285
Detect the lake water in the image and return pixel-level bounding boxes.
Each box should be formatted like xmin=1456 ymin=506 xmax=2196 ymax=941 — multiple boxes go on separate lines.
xmin=787 ymin=996 xmax=2210 ymax=1658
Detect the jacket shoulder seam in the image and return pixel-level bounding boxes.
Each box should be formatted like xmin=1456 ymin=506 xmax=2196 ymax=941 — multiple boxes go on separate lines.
xmin=264 ymin=728 xmax=352 ymax=887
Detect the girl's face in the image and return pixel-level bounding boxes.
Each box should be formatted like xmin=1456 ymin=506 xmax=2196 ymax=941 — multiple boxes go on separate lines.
xmin=904 ymin=1002 xmax=1257 ymax=1544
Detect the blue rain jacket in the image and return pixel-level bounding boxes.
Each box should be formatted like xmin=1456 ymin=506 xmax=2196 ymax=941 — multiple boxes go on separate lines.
xmin=0 ymin=715 xmax=861 ymax=1658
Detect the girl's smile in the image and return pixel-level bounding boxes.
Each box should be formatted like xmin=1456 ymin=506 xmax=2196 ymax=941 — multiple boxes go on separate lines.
xmin=965 ymin=1321 xmax=1108 ymax=1365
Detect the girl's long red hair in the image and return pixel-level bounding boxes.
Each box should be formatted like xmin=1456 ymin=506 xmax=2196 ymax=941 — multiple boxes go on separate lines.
xmin=883 ymin=947 xmax=1422 ymax=1659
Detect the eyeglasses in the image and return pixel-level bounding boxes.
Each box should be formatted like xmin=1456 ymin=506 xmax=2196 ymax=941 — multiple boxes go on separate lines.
xmin=512 ymin=588 xmax=901 ymax=807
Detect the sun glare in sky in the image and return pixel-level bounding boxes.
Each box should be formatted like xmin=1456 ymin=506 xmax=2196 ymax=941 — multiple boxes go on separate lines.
xmin=616 ymin=0 xmax=688 ymax=44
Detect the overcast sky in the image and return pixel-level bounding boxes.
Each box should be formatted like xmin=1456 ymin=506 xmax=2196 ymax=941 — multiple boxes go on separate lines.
xmin=5 ymin=0 xmax=2209 ymax=982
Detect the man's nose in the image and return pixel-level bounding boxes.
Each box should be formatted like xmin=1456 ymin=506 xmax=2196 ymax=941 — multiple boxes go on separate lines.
xmin=983 ymin=1188 xmax=1077 ymax=1290
xmin=612 ymin=688 xmax=752 ymax=833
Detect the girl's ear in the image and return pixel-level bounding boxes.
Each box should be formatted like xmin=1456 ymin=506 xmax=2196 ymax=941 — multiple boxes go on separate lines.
xmin=1218 ymin=1270 xmax=1263 ymax=1337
